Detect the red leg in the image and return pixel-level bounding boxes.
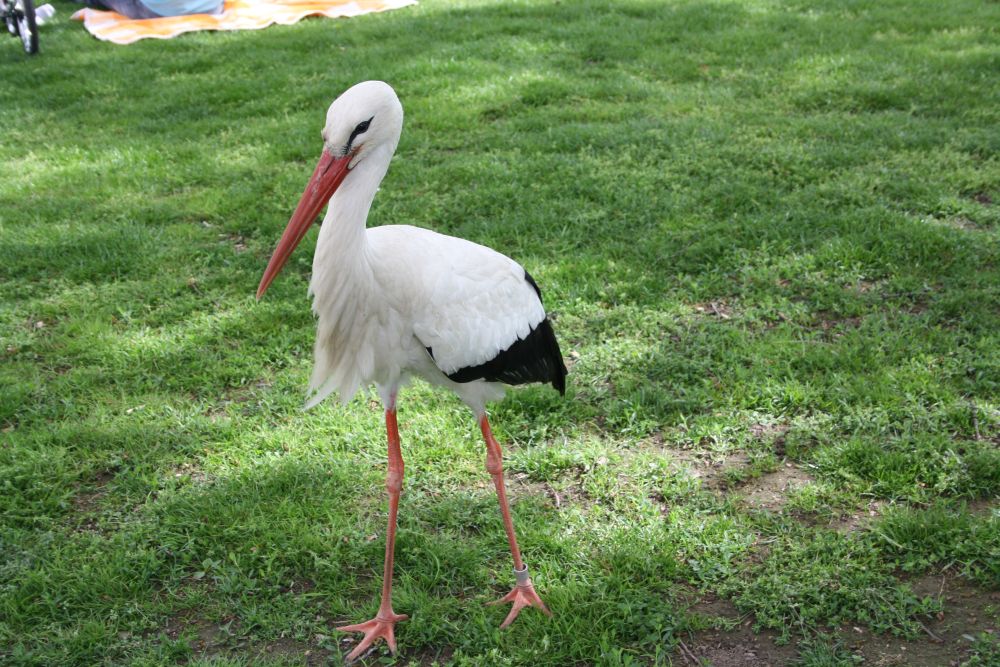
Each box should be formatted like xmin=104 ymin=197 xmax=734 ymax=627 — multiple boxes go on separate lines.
xmin=336 ymin=407 xmax=408 ymax=662
xmin=480 ymin=415 xmax=551 ymax=628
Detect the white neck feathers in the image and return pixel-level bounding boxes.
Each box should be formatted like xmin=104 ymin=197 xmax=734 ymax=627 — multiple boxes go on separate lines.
xmin=310 ymin=142 xmax=394 ymax=283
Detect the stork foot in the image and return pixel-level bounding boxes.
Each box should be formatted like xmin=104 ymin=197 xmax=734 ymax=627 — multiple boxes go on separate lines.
xmin=336 ymin=612 xmax=408 ymax=663
xmin=488 ymin=579 xmax=551 ymax=629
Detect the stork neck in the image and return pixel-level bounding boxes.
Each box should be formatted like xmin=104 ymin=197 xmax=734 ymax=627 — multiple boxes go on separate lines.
xmin=315 ymin=143 xmax=393 ymax=258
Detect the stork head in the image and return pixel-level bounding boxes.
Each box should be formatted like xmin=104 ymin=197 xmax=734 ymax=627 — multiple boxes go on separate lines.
xmin=256 ymin=81 xmax=403 ymax=300
xmin=322 ymin=80 xmax=403 ymax=169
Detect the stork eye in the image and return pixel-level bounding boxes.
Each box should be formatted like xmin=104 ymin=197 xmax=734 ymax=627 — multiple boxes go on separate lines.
xmin=347 ymin=116 xmax=374 ymax=151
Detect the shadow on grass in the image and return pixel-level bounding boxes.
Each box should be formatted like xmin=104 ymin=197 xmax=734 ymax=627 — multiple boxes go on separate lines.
xmin=4 ymin=450 xmax=688 ymax=663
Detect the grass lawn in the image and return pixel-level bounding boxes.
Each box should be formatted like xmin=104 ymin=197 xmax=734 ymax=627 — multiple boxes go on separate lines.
xmin=2 ymin=0 xmax=1000 ymax=664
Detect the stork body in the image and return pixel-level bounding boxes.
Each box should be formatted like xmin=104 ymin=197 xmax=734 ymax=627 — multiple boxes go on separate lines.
xmin=257 ymin=81 xmax=566 ymax=662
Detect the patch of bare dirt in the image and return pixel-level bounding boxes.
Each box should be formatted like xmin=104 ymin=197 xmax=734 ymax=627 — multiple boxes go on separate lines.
xmin=694 ymin=300 xmax=734 ymax=320
xmin=202 ymin=405 xmax=230 ymax=422
xmin=741 ymin=463 xmax=815 ymax=511
xmin=655 ymin=447 xmax=747 ymax=493
xmin=751 ymin=422 xmax=791 ymax=456
xmin=676 ymin=575 xmax=999 ymax=666
xmin=529 ymin=478 xmax=590 ymax=509
xmin=652 ymin=419 xmax=791 ymax=482
xmin=948 ymin=217 xmax=980 ymax=231
xmin=203 ymin=378 xmax=274 ymax=421
xmin=678 ymin=630 xmax=799 ymax=667
xmin=686 ymin=591 xmax=742 ymax=620
xmin=924 ymin=214 xmax=983 ymax=232
xmin=640 ymin=437 xmax=757 ymax=495
xmin=507 ymin=470 xmax=603 ymax=510
xmin=70 ymin=469 xmax=116 ymax=532
xmin=842 ymin=574 xmax=1000 ymax=667
xmin=161 ymin=610 xmax=331 ymax=665
xmin=967 ymin=497 xmax=1000 ymax=516
xmin=73 ymin=470 xmax=114 ymax=511
xmin=678 ymin=594 xmax=798 ymax=666
xmin=969 ymin=403 xmax=1000 ymax=445
xmin=169 ymin=461 xmax=208 ymax=485
xmin=223 ymin=378 xmax=273 ymax=403
xmin=404 ymin=646 xmax=455 ymax=666
xmin=812 ymin=311 xmax=864 ymax=334
xmin=749 ymin=423 xmax=790 ymax=442
xmin=852 ymin=279 xmax=885 ymax=294
xmin=257 ymin=637 xmax=330 ymax=665
xmin=278 ymin=579 xmax=316 ymax=595
xmin=828 ymin=499 xmax=889 ymax=534
xmin=676 ymin=453 xmax=796 ymax=501
xmin=218 ymin=232 xmax=248 ymax=253
xmin=905 ymin=300 xmax=930 ymax=316
xmin=71 ymin=505 xmax=102 ymax=533
xmin=162 ymin=610 xmax=233 ymax=657
xmin=564 ymin=348 xmax=582 ymax=373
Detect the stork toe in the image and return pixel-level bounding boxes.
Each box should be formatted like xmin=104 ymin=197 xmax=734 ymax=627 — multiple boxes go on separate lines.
xmin=488 ymin=581 xmax=551 ymax=629
xmin=336 ymin=612 xmax=408 ymax=663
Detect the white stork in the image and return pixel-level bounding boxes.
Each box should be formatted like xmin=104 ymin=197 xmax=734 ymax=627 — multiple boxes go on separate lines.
xmin=256 ymin=81 xmax=567 ymax=662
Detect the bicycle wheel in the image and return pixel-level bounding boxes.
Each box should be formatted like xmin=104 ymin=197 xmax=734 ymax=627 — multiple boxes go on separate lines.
xmin=15 ymin=0 xmax=37 ymax=55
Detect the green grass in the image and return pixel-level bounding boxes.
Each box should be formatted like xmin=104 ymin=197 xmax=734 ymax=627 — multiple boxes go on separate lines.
xmin=2 ymin=0 xmax=999 ymax=664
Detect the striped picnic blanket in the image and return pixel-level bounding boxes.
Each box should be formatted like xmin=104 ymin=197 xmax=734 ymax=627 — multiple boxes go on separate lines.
xmin=72 ymin=0 xmax=415 ymax=45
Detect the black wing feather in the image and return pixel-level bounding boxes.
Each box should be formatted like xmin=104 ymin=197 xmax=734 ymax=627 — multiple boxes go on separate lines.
xmin=428 ymin=270 xmax=567 ymax=394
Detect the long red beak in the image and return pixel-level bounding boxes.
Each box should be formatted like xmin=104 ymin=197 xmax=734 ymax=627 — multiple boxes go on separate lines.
xmin=256 ymin=150 xmax=353 ymax=300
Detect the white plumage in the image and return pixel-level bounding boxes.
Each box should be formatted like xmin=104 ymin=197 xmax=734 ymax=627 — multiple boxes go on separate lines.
xmin=256 ymin=80 xmax=563 ymax=662
xmin=307 ymin=222 xmax=546 ymax=410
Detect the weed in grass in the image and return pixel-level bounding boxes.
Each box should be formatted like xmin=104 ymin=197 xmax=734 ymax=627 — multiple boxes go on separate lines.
xmin=726 ymin=527 xmax=941 ymax=643
xmin=873 ymin=502 xmax=1000 ymax=587
xmin=794 ymin=634 xmax=863 ymax=667
xmin=961 ymin=632 xmax=1000 ymax=667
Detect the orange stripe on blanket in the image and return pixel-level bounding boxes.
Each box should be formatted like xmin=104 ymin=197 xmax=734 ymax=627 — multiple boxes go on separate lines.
xmin=72 ymin=0 xmax=416 ymax=45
